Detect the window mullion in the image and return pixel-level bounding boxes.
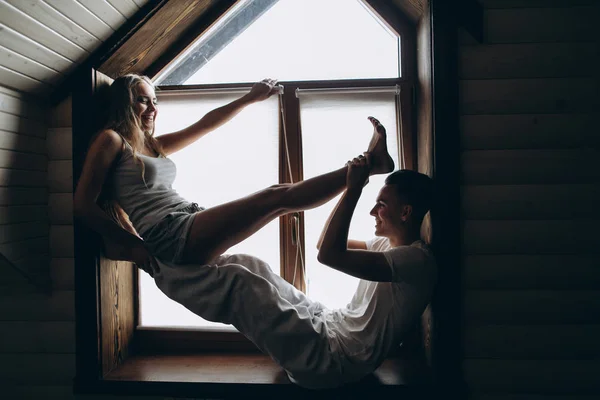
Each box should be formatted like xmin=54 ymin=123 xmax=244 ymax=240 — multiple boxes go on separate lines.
xmin=279 ymin=88 xmax=306 ymax=292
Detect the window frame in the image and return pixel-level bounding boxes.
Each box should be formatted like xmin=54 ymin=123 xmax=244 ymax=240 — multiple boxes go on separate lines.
xmin=135 ymin=0 xmax=418 ymax=349
xmin=72 ymin=0 xmax=466 ymax=396
xmin=135 ymin=77 xmax=414 ymax=352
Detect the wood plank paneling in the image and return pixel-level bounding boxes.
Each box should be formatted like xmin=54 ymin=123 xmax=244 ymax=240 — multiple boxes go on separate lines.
xmin=479 ymin=0 xmax=598 ymax=7
xmin=5 ymin=0 xmax=101 ymax=53
xmin=471 ymin=395 xmax=599 ymax=400
xmin=100 ymin=0 xmax=218 ymax=77
xmin=48 ymin=193 xmax=73 ymax=225
xmin=0 ymin=23 xmax=74 ymax=73
xmin=462 ymin=184 xmax=600 ymax=220
xmin=100 ymin=258 xmax=136 ymax=375
xmin=460 ymin=78 xmax=599 ymax=115
xmin=44 ymin=0 xmax=115 ymax=41
xmin=0 ymin=321 xmax=75 ymax=353
xmin=0 ymin=168 xmax=47 ymax=187
xmin=48 ymin=95 xmax=71 ymax=128
xmin=0 ymin=237 xmax=47 ymax=261
xmin=49 ymin=225 xmax=73 ymax=258
xmin=463 ymin=220 xmax=599 ymax=255
xmin=0 ymin=222 xmax=48 ymax=244
xmin=107 ymin=0 xmax=140 ymax=19
xmin=77 ymin=0 xmax=127 ymax=31
xmin=0 ymin=354 xmax=75 ymax=385
xmin=0 ymin=149 xmax=46 ymax=171
xmin=0 ymin=45 xmax=63 ymax=85
xmin=0 ymin=113 xmax=46 ymax=137
xmin=48 ymin=160 xmax=73 ymax=193
xmin=464 ymin=255 xmax=600 ymax=290
xmin=465 ymin=290 xmax=600 ymax=324
xmin=46 ymin=128 xmax=72 ymax=160
xmin=460 ymin=114 xmax=599 ymax=150
xmin=0 ymin=254 xmax=48 ymax=286
xmin=464 ymin=359 xmax=600 ymax=393
xmin=4 ymin=385 xmax=75 ymax=400
xmin=50 ymin=258 xmax=74 ymax=290
xmin=482 ymin=7 xmax=598 ymax=44
xmin=0 ymin=66 xmax=52 ymax=96
xmin=0 ymin=290 xmax=74 ymax=321
xmin=0 ymin=205 xmax=47 ymax=224
xmin=0 ymin=187 xmax=47 ymax=205
xmin=0 ymin=130 xmax=46 ymax=153
xmin=460 ymin=43 xmax=599 ymax=79
xmin=464 ymin=325 xmax=600 ymax=359
xmin=462 ymin=149 xmax=600 ymax=185
xmin=0 ymin=90 xmax=45 ymax=120
xmin=0 ymin=1 xmax=87 ymax=62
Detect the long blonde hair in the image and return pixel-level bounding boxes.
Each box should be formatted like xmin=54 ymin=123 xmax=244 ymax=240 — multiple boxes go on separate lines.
xmin=104 ymin=74 xmax=165 ymax=182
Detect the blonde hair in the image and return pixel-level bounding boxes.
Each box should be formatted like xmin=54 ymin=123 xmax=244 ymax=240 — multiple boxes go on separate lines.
xmin=104 ymin=74 xmax=165 ymax=182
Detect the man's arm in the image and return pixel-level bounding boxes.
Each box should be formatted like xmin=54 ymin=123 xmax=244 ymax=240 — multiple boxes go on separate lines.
xmin=317 ymin=158 xmax=392 ymax=282
xmin=316 ymin=201 xmax=367 ymax=250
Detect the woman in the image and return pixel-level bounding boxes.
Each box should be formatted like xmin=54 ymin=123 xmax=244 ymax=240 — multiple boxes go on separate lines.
xmin=74 ymin=74 xmax=394 ymax=272
xmin=73 ymin=74 xmax=399 ymax=389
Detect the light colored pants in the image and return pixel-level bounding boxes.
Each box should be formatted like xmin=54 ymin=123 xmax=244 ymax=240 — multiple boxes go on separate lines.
xmin=152 ymin=253 xmax=349 ymax=388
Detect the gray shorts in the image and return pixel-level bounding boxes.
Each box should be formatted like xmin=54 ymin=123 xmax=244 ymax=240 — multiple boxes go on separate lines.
xmin=143 ymin=202 xmax=204 ymax=263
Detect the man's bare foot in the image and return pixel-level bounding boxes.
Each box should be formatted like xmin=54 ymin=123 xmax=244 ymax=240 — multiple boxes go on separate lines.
xmin=367 ymin=116 xmax=395 ymax=174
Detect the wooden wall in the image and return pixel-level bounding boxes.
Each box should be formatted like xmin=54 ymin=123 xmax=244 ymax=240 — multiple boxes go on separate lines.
xmin=0 ymin=84 xmax=62 ymax=397
xmin=460 ymin=1 xmax=600 ymax=399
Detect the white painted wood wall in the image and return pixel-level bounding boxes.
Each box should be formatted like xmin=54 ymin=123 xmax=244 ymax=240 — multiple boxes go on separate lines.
xmin=0 ymin=0 xmax=148 ymax=97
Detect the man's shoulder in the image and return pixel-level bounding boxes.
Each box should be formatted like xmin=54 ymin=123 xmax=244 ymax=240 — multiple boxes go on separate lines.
xmin=366 ymin=236 xmax=390 ymax=252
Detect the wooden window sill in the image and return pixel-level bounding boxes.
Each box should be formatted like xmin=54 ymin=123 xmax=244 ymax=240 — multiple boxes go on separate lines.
xmin=75 ymin=353 xmax=432 ymax=398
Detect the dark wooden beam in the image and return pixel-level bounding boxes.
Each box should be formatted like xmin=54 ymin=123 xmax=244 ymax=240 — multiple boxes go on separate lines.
xmin=429 ymin=0 xmax=465 ymax=396
xmin=72 ymin=67 xmax=102 ymax=385
xmin=49 ymin=0 xmax=168 ymax=106
xmin=146 ymin=0 xmax=239 ymax=80
xmin=99 ymin=0 xmax=237 ymax=79
xmin=459 ymin=0 xmax=484 ymax=43
xmin=391 ymin=0 xmax=426 ymax=22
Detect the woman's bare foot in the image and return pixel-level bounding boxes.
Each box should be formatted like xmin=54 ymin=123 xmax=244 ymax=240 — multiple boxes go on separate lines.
xmin=367 ymin=116 xmax=395 ymax=174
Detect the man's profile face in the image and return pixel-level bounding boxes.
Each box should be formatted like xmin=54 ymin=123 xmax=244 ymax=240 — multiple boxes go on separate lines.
xmin=369 ymin=185 xmax=406 ymax=237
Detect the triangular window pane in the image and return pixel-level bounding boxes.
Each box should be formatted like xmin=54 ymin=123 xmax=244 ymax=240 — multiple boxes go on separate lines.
xmin=157 ymin=0 xmax=400 ymax=85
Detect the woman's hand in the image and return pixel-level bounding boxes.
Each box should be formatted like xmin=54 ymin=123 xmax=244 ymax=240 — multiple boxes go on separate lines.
xmin=346 ymin=154 xmax=371 ymax=192
xmin=129 ymin=241 xmax=159 ymax=277
xmin=245 ymin=78 xmax=280 ymax=103
xmin=103 ymin=236 xmax=158 ymax=277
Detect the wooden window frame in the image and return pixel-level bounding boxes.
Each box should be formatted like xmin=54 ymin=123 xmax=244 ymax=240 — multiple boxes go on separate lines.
xmin=73 ymin=1 xmax=464 ymax=397
xmin=134 ymin=76 xmax=414 ymax=354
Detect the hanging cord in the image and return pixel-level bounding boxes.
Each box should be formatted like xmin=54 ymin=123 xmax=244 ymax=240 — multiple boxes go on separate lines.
xmin=278 ymin=89 xmax=306 ymax=289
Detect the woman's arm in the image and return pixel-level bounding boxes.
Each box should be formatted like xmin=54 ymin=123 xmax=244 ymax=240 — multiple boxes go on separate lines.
xmin=157 ymin=79 xmax=280 ymax=155
xmin=317 ymin=157 xmax=392 ymax=282
xmin=74 ymin=130 xmax=158 ymax=272
xmin=73 ymin=130 xmax=142 ymax=245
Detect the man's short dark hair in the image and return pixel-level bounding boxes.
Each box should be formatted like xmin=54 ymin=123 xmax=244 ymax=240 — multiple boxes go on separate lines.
xmin=384 ymin=170 xmax=434 ymax=220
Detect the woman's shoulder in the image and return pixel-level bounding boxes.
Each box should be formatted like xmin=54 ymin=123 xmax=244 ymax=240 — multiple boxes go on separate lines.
xmin=87 ymin=129 xmax=128 ymax=164
xmin=95 ymin=129 xmax=124 ymax=147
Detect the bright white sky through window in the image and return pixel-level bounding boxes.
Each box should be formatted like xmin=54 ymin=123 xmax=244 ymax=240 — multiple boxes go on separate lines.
xmin=142 ymin=0 xmax=402 ymax=329
xmin=184 ymin=0 xmax=400 ymax=84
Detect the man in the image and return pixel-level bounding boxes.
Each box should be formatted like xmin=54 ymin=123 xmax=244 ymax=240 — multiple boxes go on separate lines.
xmin=313 ymin=152 xmax=437 ymax=386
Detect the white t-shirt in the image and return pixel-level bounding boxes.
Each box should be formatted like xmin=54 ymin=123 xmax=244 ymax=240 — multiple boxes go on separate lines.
xmin=324 ymin=237 xmax=437 ymax=379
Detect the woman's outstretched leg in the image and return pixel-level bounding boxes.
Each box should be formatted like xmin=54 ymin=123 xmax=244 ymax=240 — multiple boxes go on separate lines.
xmin=181 ymin=117 xmax=393 ymax=264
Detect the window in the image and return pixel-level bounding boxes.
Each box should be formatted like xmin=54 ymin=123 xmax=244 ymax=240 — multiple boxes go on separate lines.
xmin=139 ymin=0 xmax=413 ymax=333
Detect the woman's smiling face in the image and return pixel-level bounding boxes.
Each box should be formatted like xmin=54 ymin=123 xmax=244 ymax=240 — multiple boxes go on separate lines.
xmin=133 ymin=81 xmax=158 ymax=132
